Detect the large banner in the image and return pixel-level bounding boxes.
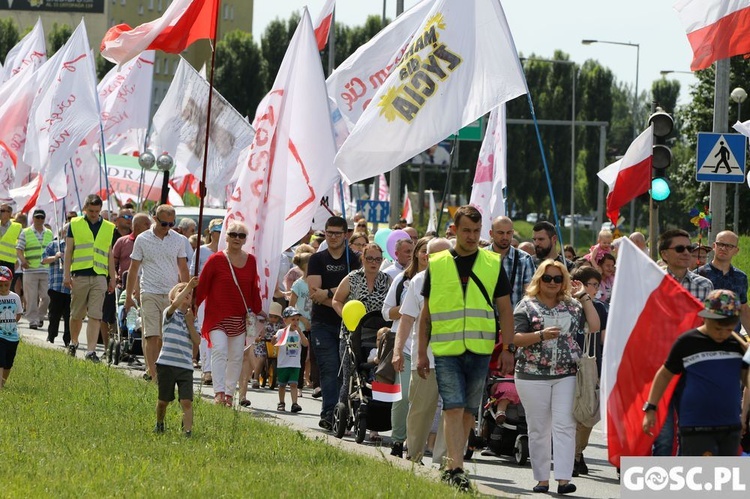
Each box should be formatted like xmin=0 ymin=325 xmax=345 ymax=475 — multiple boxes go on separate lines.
xmin=0 ymin=0 xmax=104 ymax=12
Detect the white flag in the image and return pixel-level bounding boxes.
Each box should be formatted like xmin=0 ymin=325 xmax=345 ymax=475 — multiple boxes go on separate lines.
xmin=335 ymin=0 xmax=527 ymax=183
xmin=402 ymin=184 xmax=413 ymax=224
xmin=1 ymin=17 xmax=47 ymax=83
xmin=98 ymin=51 xmax=155 ymax=155
xmin=222 ymin=8 xmax=338 ymax=309
xmin=149 ymin=57 xmax=254 ymax=197
xmin=24 ymin=21 xmax=100 ymax=201
xmin=427 ymin=190 xmax=437 ymax=234
xmin=469 ymin=105 xmax=507 ymax=239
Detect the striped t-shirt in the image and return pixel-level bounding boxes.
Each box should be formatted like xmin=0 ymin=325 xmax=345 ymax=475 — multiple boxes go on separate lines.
xmin=156 ymin=309 xmax=194 ymax=371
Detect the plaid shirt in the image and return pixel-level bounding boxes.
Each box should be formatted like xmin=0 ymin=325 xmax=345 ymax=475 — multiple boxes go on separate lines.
xmin=486 ymin=245 xmax=536 ymax=308
xmin=697 ymin=262 xmax=748 ymax=304
xmin=44 ymin=240 xmax=69 ymax=295
xmin=667 ymin=267 xmax=713 ymax=302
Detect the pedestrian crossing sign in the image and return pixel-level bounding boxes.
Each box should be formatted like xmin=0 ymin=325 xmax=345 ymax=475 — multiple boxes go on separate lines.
xmin=696 ymin=132 xmax=746 ymax=183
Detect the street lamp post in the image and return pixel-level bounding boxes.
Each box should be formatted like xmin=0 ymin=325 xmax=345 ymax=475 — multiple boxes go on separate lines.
xmin=731 ymin=87 xmax=747 ymax=232
xmin=156 ymin=153 xmax=174 ymax=205
xmin=582 ymin=39 xmax=640 ymax=233
xmin=521 ymin=57 xmax=577 ymax=246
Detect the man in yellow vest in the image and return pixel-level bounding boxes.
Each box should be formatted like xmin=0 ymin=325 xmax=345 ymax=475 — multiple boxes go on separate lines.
xmin=0 ymin=203 xmax=21 ymax=282
xmin=16 ymin=209 xmax=53 ymax=329
xmin=63 ymin=195 xmax=117 ymax=362
xmin=417 ymin=205 xmax=515 ymax=491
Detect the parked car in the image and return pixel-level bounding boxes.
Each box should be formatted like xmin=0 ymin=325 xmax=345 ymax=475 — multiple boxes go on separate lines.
xmin=601 ymin=222 xmax=616 ymax=231
xmin=526 ymin=212 xmax=539 ymax=223
xmin=174 ymin=206 xmax=226 ymax=234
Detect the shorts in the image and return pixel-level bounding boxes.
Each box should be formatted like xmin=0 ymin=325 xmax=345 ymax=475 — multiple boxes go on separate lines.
xmin=156 ymin=363 xmax=194 ymax=402
xmin=434 ymin=351 xmax=491 ymax=415
xmin=0 ymin=338 xmax=19 ymax=369
xmin=70 ymin=275 xmax=107 ymax=321
xmin=276 ymin=367 xmax=300 ymax=386
xmin=101 ymin=290 xmax=116 ymax=324
xmin=141 ymin=293 xmax=170 ymax=338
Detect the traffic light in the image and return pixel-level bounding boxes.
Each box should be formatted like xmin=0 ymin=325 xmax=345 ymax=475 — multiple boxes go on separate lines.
xmin=649 ymin=108 xmax=674 ymax=201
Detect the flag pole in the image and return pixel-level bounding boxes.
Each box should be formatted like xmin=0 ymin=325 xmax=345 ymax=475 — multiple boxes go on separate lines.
xmin=194 ymin=0 xmax=222 ymax=278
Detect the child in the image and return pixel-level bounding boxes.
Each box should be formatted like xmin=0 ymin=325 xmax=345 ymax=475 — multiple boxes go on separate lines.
xmin=0 ymin=266 xmax=23 ymax=389
xmin=275 ymin=306 xmax=309 ymax=412
xmin=154 ymin=277 xmax=200 ymax=437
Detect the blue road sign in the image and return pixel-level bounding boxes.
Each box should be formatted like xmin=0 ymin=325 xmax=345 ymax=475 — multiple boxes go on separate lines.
xmin=356 ymin=200 xmax=390 ymax=224
xmin=696 ymin=132 xmax=746 ymax=183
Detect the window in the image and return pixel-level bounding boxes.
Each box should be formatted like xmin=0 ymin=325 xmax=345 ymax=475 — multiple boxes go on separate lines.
xmin=148 ymin=0 xmax=153 ymax=9
xmin=120 ymin=0 xmax=126 ymax=5
xmin=155 ymin=58 xmax=161 ymax=74
xmin=224 ymin=4 xmax=229 ymax=20
xmin=157 ymin=0 xmax=162 ymax=11
xmin=230 ymin=6 xmax=234 ymax=20
xmin=138 ymin=4 xmax=144 ymax=15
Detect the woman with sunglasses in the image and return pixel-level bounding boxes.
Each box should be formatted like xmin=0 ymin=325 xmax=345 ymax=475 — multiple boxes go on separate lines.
xmin=512 ymin=259 xmax=600 ymax=495
xmin=195 ymin=221 xmax=262 ymax=407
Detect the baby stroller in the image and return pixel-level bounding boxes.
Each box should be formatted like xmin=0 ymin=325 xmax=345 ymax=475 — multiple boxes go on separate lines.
xmin=106 ymin=271 xmax=143 ymax=366
xmin=332 ymin=311 xmax=393 ymax=444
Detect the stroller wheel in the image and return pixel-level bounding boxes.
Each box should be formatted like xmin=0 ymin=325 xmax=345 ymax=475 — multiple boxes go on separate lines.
xmin=354 ymin=406 xmax=368 ymax=444
xmin=514 ymin=435 xmax=529 ymax=466
xmin=114 ymin=342 xmax=121 ymax=366
xmin=332 ymin=402 xmax=348 ymax=439
xmin=106 ymin=339 xmax=115 ymax=364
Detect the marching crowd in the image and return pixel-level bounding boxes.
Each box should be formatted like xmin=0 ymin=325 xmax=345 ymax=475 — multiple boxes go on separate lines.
xmin=1 ymin=196 xmax=749 ymax=494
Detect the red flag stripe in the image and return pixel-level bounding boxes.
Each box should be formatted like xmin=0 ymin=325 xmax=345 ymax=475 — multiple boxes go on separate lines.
xmin=683 ymin=3 xmax=750 ymax=71
xmin=605 ymin=155 xmax=651 ymax=225
xmin=371 ymin=381 xmax=401 ymax=394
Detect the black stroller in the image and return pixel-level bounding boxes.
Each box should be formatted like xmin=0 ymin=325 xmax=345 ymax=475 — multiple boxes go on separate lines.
xmin=106 ymin=271 xmax=143 ymax=366
xmin=480 ymin=375 xmax=529 ymax=465
xmin=332 ymin=311 xmax=394 ymax=444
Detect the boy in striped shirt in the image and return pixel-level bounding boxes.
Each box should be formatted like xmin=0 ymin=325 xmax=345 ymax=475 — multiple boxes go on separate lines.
xmin=154 ymin=277 xmax=200 ymax=437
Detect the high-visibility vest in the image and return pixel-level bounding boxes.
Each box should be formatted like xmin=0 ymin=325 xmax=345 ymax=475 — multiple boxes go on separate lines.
xmin=21 ymin=227 xmax=53 ymax=269
xmin=429 ymin=249 xmax=500 ymax=356
xmin=70 ymin=217 xmax=115 ymax=275
xmin=0 ymin=222 xmax=22 ymax=263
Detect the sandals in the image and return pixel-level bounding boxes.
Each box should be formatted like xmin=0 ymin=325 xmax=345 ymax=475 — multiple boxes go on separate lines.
xmin=214 ymin=392 xmax=225 ymax=405
xmin=495 ymin=410 xmax=506 ymax=425
xmin=252 ymin=380 xmax=260 ymax=389
xmin=224 ymin=393 xmax=233 ymax=408
xmin=277 ymin=402 xmax=286 ymax=412
xmin=239 ymin=399 xmax=252 ymax=408
xmin=290 ymin=403 xmax=302 ymax=413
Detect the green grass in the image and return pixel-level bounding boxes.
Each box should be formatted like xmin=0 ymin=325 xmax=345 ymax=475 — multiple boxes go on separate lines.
xmin=0 ymin=344 xmax=460 ymax=498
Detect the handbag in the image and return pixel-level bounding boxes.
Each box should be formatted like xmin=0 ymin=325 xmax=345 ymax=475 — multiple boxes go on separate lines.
xmin=573 ymin=330 xmax=601 ymax=427
xmin=225 ymin=250 xmax=256 ymax=338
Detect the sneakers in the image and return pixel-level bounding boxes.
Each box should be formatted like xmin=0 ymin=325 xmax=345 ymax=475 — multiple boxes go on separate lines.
xmin=574 ymin=454 xmax=589 ymax=475
xmin=68 ymin=343 xmax=78 ymax=357
xmin=390 ymin=441 xmax=404 ymax=458
xmin=312 ymin=387 xmax=322 ymax=398
xmin=239 ymin=399 xmax=252 ymax=408
xmin=318 ymin=417 xmax=333 ymax=431
xmin=290 ymin=403 xmax=302 ymax=413
xmin=153 ymin=422 xmax=165 ymax=434
xmin=184 ymin=430 xmax=192 ymax=438
xmin=85 ymin=351 xmax=101 ymax=363
xmin=29 ymin=323 xmax=38 ymax=330
xmin=447 ymin=468 xmax=472 ymax=492
xmin=201 ymin=372 xmax=212 ymax=386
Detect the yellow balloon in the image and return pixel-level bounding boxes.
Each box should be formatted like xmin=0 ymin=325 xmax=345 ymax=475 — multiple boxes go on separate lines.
xmin=342 ymin=300 xmax=367 ymax=331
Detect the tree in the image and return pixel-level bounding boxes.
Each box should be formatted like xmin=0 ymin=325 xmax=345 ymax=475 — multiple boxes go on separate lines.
xmin=47 ymin=23 xmax=72 ymax=55
xmin=214 ymin=30 xmax=269 ymax=119
xmin=260 ymin=12 xmax=300 ymax=89
xmin=0 ymin=18 xmax=19 ymax=63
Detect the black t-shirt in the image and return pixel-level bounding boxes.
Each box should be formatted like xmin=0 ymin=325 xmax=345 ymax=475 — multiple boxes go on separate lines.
xmin=533 ymin=253 xmax=574 ymax=272
xmin=307 ymin=248 xmax=361 ymax=325
xmin=67 ymin=218 xmax=117 ymax=277
xmin=422 ymin=249 xmax=511 ymax=301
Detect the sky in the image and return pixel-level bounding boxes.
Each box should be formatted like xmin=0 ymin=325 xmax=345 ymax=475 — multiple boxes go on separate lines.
xmin=253 ymin=0 xmax=703 ymax=105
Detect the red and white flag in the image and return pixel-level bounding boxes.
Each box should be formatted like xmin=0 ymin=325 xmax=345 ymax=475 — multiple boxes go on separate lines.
xmin=426 ymin=190 xmax=437 ymax=234
xmin=326 ymin=0 xmax=435 ymax=131
xmin=334 ymin=0 xmax=527 ymax=183
xmin=149 ymin=57 xmax=254 ymax=197
xmin=1 ymin=17 xmax=47 ymax=83
xmin=0 ymin=59 xmax=40 ymax=170
xmin=674 ymin=0 xmax=750 ymax=71
xmin=597 ymin=126 xmax=652 ymax=226
xmin=275 ymin=325 xmax=291 ymax=347
xmin=372 ymin=381 xmax=402 ymax=402
xmin=470 ymin=105 xmax=507 ymax=239
xmin=601 ymin=237 xmax=703 ymax=467
xmin=98 ymin=51 xmax=155 ymax=155
xmin=401 ymin=184 xmax=413 ymax=224
xmin=221 ymin=8 xmax=338 ymax=310
xmin=24 ymin=20 xmax=100 ymax=202
xmin=101 ymin=0 xmax=218 ymax=65
xmin=370 ymin=172 xmax=389 ymax=201
xmin=313 ymin=0 xmax=336 ymax=51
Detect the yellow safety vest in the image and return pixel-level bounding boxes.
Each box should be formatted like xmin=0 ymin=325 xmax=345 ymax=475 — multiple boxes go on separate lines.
xmin=70 ymin=217 xmax=115 ymax=275
xmin=429 ymin=249 xmax=500 ymax=356
xmin=22 ymin=227 xmax=53 ymax=269
xmin=0 ymin=222 xmax=22 ymax=263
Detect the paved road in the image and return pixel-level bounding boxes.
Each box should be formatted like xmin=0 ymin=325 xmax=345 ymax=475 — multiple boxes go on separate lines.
xmin=20 ymin=319 xmax=622 ymax=498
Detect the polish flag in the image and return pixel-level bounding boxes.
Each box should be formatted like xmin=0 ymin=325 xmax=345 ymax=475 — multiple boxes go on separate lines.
xmin=101 ymin=0 xmax=218 ymax=65
xmin=275 ymin=326 xmax=291 ymax=347
xmin=313 ymin=0 xmax=336 ymax=51
xmin=674 ymin=0 xmax=750 ymax=71
xmin=469 ymin=105 xmax=507 ymax=239
xmin=426 ymin=190 xmax=437 ymax=234
xmin=372 ymin=381 xmax=402 ymax=402
xmin=601 ymin=237 xmax=703 ymax=467
xmin=597 ymin=126 xmax=652 ymax=226
xmin=401 ymin=184 xmax=413 ymax=224
xmin=1 ymin=17 xmax=46 ymax=83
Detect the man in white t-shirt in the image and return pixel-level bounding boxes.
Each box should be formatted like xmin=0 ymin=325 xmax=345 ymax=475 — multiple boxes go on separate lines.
xmin=392 ymin=237 xmax=451 ymax=462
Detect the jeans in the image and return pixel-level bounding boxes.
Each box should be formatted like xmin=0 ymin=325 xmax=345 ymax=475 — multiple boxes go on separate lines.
xmin=311 ymin=321 xmax=341 ymax=419
xmin=47 ymin=289 xmax=70 ymax=346
xmin=433 ymin=352 xmax=490 ymax=414
xmin=653 ymin=400 xmax=678 ymax=456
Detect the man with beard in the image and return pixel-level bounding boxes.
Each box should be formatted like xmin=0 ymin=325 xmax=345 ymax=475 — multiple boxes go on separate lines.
xmin=487 ymin=216 xmax=535 ymax=308
xmin=532 ymin=221 xmax=573 ymax=271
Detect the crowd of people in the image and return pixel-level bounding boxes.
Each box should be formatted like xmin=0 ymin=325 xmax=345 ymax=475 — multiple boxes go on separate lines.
xmin=2 ymin=196 xmax=749 ymax=494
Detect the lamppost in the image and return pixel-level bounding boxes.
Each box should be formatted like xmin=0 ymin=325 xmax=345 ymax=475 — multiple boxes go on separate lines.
xmin=731 ymin=87 xmax=747 ymax=232
xmin=138 ymin=150 xmax=156 ymax=212
xmin=582 ymin=39 xmax=640 ymax=232
xmin=156 ymin=153 xmax=174 ymax=206
xmin=660 ymin=70 xmax=693 ymax=76
xmin=521 ymin=57 xmax=577 ymax=246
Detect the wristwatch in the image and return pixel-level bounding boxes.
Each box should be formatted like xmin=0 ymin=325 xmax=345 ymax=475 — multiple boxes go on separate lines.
xmin=327 ymin=288 xmax=334 ymax=299
xmin=502 ymin=344 xmax=516 ymax=353
xmin=642 ymin=402 xmax=657 ymax=412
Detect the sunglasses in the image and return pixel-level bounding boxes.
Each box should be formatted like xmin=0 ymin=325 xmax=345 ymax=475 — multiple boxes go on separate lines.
xmin=541 ymin=274 xmax=564 ymax=284
xmin=156 ymin=218 xmax=175 ymax=228
xmin=365 ymin=256 xmax=383 ymax=263
xmin=228 ymin=232 xmax=247 ymax=240
xmin=120 ymin=214 xmax=133 ymax=220
xmin=0 ymin=209 xmax=11 ymax=213
xmin=668 ymin=244 xmax=696 ymax=254
xmin=715 ymin=242 xmax=737 ymax=250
